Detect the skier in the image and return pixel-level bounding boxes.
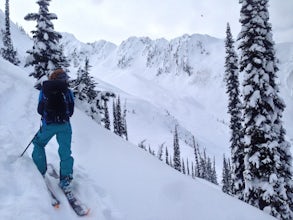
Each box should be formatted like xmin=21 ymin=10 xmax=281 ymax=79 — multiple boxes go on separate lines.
xmin=32 ymin=68 xmax=75 ymax=192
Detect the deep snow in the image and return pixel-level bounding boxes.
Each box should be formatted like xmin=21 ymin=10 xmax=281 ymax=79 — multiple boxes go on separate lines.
xmin=0 ymin=58 xmax=276 ymax=220
xmin=1 ymin=8 xmax=291 ymax=219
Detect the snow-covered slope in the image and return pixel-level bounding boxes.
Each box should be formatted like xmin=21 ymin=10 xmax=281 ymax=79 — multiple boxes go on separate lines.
xmin=0 ymin=10 xmax=32 ymax=64
xmin=2 ymin=7 xmax=292 ymax=162
xmin=2 ymin=5 xmax=293 ymax=178
xmin=0 ymin=58 xmax=276 ymax=220
xmin=60 ymin=31 xmax=293 ymax=171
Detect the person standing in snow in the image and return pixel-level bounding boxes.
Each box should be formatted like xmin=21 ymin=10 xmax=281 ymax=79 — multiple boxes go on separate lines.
xmin=32 ymin=68 xmax=75 ymax=191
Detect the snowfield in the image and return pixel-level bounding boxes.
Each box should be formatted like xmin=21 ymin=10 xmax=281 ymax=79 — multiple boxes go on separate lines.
xmin=0 ymin=59 xmax=277 ymax=220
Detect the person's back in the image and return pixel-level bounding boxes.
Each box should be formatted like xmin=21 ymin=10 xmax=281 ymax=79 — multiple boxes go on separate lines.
xmin=39 ymin=79 xmax=74 ymax=125
xmin=32 ymin=68 xmax=75 ymax=192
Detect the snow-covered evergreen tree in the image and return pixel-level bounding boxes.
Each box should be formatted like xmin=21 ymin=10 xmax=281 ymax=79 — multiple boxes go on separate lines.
xmin=72 ymin=58 xmax=96 ymax=101
xmin=122 ymin=101 xmax=128 ymax=140
xmin=1 ymin=0 xmax=20 ymax=65
xmin=112 ymin=97 xmax=128 ymax=139
xmin=182 ymin=158 xmax=186 ymax=174
xmin=72 ymin=58 xmax=101 ymax=123
xmin=116 ymin=97 xmax=123 ymax=136
xmin=191 ymin=162 xmax=195 ymax=179
xmin=199 ymin=149 xmax=207 ymax=179
xmin=113 ymin=100 xmax=118 ymax=134
xmin=222 ymin=155 xmax=232 ymax=195
xmin=103 ymin=100 xmax=110 ymax=130
xmin=138 ymin=140 xmax=147 ymax=151
xmin=224 ymin=23 xmax=244 ymax=199
xmin=173 ymin=126 xmax=181 ymax=172
xmin=157 ymin=143 xmax=164 ymax=161
xmin=186 ymin=158 xmax=190 ymax=176
xmin=211 ymin=157 xmax=218 ymax=185
xmin=238 ymin=0 xmax=293 ymax=218
xmin=192 ymin=136 xmax=200 ymax=177
xmin=165 ymin=147 xmax=169 ymax=165
xmin=24 ymin=0 xmax=67 ymax=83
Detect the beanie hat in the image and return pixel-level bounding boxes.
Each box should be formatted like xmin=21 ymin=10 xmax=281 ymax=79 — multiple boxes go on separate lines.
xmin=49 ymin=68 xmax=69 ymax=81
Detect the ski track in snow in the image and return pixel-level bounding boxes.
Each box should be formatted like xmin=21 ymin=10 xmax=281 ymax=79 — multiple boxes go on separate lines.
xmin=0 ymin=61 xmax=123 ymax=220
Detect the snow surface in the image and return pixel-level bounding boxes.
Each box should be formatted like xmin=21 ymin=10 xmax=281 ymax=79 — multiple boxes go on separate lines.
xmin=0 ymin=58 xmax=276 ymax=220
xmin=1 ymin=9 xmax=292 ymax=219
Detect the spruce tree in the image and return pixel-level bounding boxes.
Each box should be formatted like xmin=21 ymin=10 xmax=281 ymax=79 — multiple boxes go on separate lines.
xmin=173 ymin=126 xmax=181 ymax=172
xmin=113 ymin=100 xmax=118 ymax=135
xmin=103 ymin=100 xmax=110 ymax=130
xmin=72 ymin=58 xmax=96 ymax=102
xmin=157 ymin=143 xmax=164 ymax=161
xmin=199 ymin=149 xmax=207 ymax=179
xmin=122 ymin=101 xmax=129 ymax=140
xmin=186 ymin=158 xmax=190 ymax=176
xmin=165 ymin=147 xmax=169 ymax=165
xmin=191 ymin=162 xmax=195 ymax=179
xmin=211 ymin=157 xmax=218 ymax=185
xmin=222 ymin=155 xmax=232 ymax=195
xmin=71 ymin=58 xmax=105 ymax=123
xmin=116 ymin=96 xmax=123 ymax=136
xmin=192 ymin=136 xmax=200 ymax=177
xmin=1 ymin=0 xmax=20 ymax=65
xmin=206 ymin=157 xmax=213 ymax=182
xmin=112 ymin=97 xmax=126 ymax=137
xmin=224 ymin=22 xmax=244 ymax=199
xmin=239 ymin=0 xmax=293 ymax=218
xmin=182 ymin=158 xmax=186 ymax=174
xmin=25 ymin=0 xmax=66 ymax=82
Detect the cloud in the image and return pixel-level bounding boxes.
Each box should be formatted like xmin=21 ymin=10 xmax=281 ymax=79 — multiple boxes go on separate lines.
xmin=1 ymin=0 xmax=292 ymax=44
xmin=89 ymin=0 xmax=103 ymax=5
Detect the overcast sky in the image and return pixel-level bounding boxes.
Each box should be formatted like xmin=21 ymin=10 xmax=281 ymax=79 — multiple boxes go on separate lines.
xmin=1 ymin=0 xmax=292 ymax=45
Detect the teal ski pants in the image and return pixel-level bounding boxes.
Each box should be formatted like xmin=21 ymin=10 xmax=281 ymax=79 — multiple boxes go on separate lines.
xmin=32 ymin=122 xmax=74 ymax=178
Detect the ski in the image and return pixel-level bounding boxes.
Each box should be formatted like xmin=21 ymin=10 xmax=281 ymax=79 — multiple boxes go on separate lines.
xmin=62 ymin=190 xmax=90 ymax=216
xmin=44 ymin=175 xmax=60 ymax=208
xmin=47 ymin=163 xmax=90 ymax=216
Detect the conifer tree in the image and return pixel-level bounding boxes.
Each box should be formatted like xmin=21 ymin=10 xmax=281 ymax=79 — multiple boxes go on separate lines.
xmin=186 ymin=158 xmax=190 ymax=176
xmin=72 ymin=58 xmax=96 ymax=102
xmin=113 ymin=100 xmax=118 ymax=135
xmin=222 ymin=155 xmax=232 ymax=195
xmin=192 ymin=136 xmax=200 ymax=177
xmin=122 ymin=101 xmax=129 ymax=140
xmin=138 ymin=140 xmax=147 ymax=151
xmin=182 ymin=158 xmax=186 ymax=175
xmin=25 ymin=0 xmax=67 ymax=82
xmin=173 ymin=126 xmax=181 ymax=172
xmin=224 ymin=23 xmax=244 ymax=199
xmin=103 ymin=100 xmax=110 ymax=130
xmin=206 ymin=157 xmax=213 ymax=182
xmin=1 ymin=0 xmax=20 ymax=65
xmin=239 ymin=0 xmax=293 ymax=218
xmin=199 ymin=149 xmax=207 ymax=179
xmin=191 ymin=162 xmax=195 ymax=179
xmin=165 ymin=147 xmax=169 ymax=165
xmin=112 ymin=97 xmax=128 ymax=139
xmin=157 ymin=143 xmax=164 ymax=161
xmin=71 ymin=58 xmax=105 ymax=123
xmin=116 ymin=96 xmax=123 ymax=136
xmin=211 ymin=157 xmax=218 ymax=185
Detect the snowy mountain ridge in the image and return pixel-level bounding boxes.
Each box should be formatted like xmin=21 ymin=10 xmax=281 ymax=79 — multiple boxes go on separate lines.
xmin=59 ymin=30 xmax=293 ymax=157
xmin=61 ymin=32 xmax=224 ymax=80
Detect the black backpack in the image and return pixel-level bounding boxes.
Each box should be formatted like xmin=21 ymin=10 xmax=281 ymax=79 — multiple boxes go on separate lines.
xmin=42 ymin=80 xmax=69 ymax=123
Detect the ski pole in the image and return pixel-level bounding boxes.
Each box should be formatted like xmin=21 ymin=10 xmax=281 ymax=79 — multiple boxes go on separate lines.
xmin=19 ymin=130 xmax=39 ymax=157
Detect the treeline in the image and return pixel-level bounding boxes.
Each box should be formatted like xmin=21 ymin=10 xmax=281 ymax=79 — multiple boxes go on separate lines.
xmin=138 ymin=126 xmax=218 ymax=185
